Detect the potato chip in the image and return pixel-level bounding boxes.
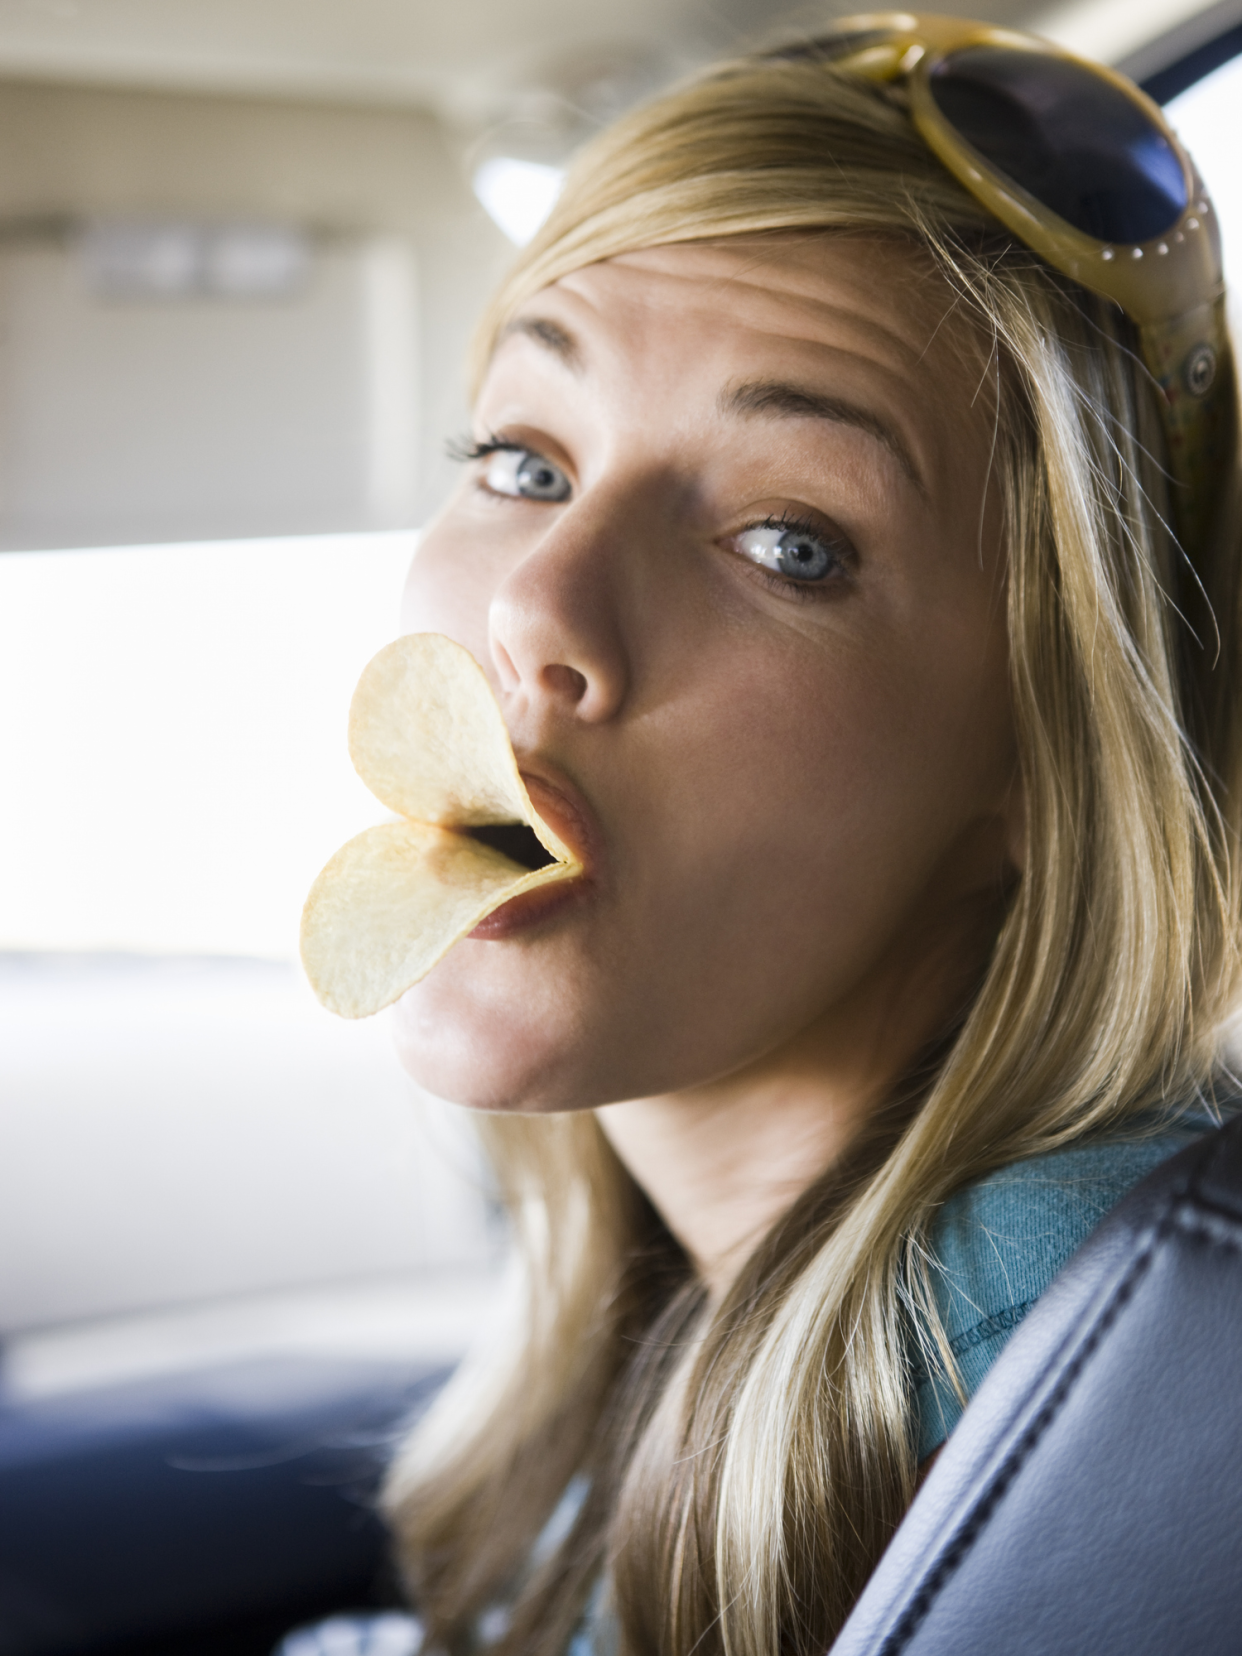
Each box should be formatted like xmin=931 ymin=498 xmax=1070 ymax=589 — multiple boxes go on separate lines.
xmin=301 ymin=634 xmax=581 ymax=1018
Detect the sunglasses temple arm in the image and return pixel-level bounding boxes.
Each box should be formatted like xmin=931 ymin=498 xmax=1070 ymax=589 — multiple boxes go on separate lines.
xmin=1139 ymin=295 xmax=1236 ymax=558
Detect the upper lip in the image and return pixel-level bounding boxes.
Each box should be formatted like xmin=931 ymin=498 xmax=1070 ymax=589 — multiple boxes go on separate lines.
xmin=516 ymin=758 xmax=604 ymax=881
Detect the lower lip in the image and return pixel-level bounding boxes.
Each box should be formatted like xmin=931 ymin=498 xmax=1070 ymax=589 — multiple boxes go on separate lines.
xmin=467 ymin=875 xmax=589 ymax=940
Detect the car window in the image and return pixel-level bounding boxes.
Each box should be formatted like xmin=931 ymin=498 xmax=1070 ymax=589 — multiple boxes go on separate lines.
xmin=0 ymin=532 xmax=501 ymax=1387
xmin=1164 ymin=45 xmax=1242 ymax=327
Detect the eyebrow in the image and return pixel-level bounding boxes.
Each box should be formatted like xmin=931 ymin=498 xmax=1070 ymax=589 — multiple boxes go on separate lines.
xmin=721 ymin=378 xmax=923 ymax=492
xmin=498 ymin=327 xmax=923 ymax=491
xmin=500 ymin=315 xmax=583 ymax=371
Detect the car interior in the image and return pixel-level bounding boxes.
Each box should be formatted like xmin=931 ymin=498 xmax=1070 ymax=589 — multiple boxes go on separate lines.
xmin=1 ymin=2 xmax=1240 ymax=1652
xmin=832 ymin=1111 xmax=1242 ymax=1656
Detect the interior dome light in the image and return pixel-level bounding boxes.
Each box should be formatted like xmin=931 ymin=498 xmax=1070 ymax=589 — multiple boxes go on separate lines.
xmin=472 ymin=157 xmax=563 ymax=246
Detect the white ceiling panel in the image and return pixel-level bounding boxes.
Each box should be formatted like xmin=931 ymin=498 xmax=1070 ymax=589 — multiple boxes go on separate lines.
xmin=0 ymin=0 xmax=804 ymax=123
xmin=0 ymin=0 xmax=1224 ymax=128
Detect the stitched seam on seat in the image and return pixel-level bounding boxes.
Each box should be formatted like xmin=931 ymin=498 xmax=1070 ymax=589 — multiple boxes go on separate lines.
xmin=1193 ymin=1123 xmax=1242 ymax=1224
xmin=877 ymin=1207 xmax=1173 ymax=1655
xmin=1172 ymin=1203 xmax=1242 ymax=1253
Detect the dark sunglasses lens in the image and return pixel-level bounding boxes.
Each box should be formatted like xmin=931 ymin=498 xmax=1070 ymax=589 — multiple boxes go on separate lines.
xmin=930 ymin=47 xmax=1188 ymax=243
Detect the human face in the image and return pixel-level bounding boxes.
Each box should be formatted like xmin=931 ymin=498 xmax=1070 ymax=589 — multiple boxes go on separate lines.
xmin=393 ymin=236 xmax=1018 ymax=1111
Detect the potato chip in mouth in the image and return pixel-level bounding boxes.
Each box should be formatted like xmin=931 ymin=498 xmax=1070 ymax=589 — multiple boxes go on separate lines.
xmin=301 ymin=633 xmax=582 ymax=1018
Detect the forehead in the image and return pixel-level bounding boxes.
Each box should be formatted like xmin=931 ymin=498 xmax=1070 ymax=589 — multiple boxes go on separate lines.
xmin=558 ymin=236 xmax=967 ymax=350
xmin=486 ymin=235 xmax=994 ymax=490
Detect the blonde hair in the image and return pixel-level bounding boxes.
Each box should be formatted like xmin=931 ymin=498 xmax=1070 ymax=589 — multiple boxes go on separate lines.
xmin=385 ymin=48 xmax=1242 ymax=1656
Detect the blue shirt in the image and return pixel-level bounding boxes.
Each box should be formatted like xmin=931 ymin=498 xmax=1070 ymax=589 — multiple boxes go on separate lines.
xmin=568 ymin=1111 xmax=1222 ymax=1652
xmin=285 ymin=1108 xmax=1222 ymax=1656
xmin=909 ymin=1112 xmax=1218 ymax=1459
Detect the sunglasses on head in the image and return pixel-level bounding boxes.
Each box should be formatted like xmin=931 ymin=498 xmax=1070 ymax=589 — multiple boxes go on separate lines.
xmin=773 ymin=12 xmax=1233 ymax=557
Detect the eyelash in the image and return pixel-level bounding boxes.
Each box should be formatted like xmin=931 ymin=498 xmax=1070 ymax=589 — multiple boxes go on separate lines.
xmin=448 ymin=432 xmax=516 ymax=464
xmin=741 ymin=512 xmax=854 ymax=603
xmin=450 ymin=437 xmax=852 ymax=601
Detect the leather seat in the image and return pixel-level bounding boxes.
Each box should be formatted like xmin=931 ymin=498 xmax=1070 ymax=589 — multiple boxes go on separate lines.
xmin=831 ymin=1112 xmax=1242 ymax=1655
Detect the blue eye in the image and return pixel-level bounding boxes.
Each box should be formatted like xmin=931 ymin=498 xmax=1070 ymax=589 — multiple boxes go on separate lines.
xmin=482 ymin=447 xmax=571 ymax=502
xmin=735 ymin=520 xmax=847 ymax=584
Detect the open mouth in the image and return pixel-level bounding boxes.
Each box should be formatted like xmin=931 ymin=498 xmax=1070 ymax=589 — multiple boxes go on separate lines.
xmin=465 ymin=822 xmax=558 ymax=872
xmin=301 ymin=633 xmax=588 ymax=1018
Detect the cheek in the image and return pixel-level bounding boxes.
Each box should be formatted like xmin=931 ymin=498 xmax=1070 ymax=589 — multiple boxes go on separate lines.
xmin=621 ymin=651 xmax=940 ymax=978
xmin=399 ymin=509 xmax=505 ymax=654
xmin=655 ymin=659 xmax=904 ymax=924
xmin=648 ymin=604 xmax=1012 ymax=955
xmin=686 ymin=616 xmax=997 ymax=834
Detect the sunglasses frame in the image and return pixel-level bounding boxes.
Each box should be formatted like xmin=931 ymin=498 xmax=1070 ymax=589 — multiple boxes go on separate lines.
xmin=795 ymin=12 xmax=1234 ymax=556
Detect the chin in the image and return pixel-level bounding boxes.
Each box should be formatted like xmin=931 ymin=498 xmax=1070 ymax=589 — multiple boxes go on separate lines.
xmin=389 ymin=972 xmax=599 ymax=1113
xmin=387 ymin=943 xmax=725 ymax=1112
xmin=385 ymin=924 xmax=835 ymax=1113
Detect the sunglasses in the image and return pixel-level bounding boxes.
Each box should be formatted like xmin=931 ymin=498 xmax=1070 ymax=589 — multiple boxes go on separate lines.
xmin=773 ymin=13 xmax=1234 ymax=557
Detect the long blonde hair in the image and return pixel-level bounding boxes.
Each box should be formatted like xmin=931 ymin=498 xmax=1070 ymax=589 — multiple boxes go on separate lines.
xmin=385 ymin=46 xmax=1242 ymax=1656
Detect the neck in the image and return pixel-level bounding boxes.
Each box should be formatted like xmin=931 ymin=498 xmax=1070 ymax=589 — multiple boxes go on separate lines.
xmin=595 ymin=893 xmax=1002 ymax=1292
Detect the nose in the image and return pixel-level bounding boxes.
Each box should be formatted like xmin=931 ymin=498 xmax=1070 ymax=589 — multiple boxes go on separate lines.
xmin=487 ymin=493 xmax=632 ymax=726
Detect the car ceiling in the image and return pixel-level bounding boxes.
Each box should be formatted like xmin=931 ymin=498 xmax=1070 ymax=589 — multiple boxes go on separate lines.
xmin=0 ymin=0 xmax=1226 ymax=133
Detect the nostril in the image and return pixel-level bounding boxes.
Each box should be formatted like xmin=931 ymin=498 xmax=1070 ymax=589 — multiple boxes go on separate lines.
xmin=542 ymin=663 xmax=588 ymax=701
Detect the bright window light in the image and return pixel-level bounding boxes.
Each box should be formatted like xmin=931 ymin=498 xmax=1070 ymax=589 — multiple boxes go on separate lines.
xmin=1166 ymin=52 xmax=1242 ymax=314
xmin=0 ymin=531 xmax=415 ymax=960
xmin=473 ymin=156 xmax=564 ymax=246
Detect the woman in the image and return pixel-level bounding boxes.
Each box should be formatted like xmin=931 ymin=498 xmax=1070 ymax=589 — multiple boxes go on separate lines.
xmin=363 ymin=18 xmax=1239 ymax=1656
